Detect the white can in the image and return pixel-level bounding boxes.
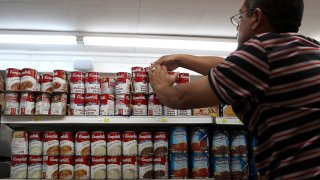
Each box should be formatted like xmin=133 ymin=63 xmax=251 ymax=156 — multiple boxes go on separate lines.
xmin=59 ymin=156 xmax=74 ymax=180
xmin=19 ymin=92 xmax=35 ymax=115
xmin=28 ymin=132 xmax=43 ymax=155
xmin=75 ymin=156 xmax=90 ymax=179
xmin=20 ymin=68 xmax=37 ymax=91
xmin=100 ymin=94 xmax=115 ymax=116
xmin=59 ymin=132 xmax=75 ymax=156
xmin=70 ymin=94 xmax=85 ymax=116
xmin=35 ymin=93 xmax=51 ymax=115
xmin=139 ymin=156 xmax=154 ymax=179
xmin=43 ymin=131 xmax=59 ymax=156
xmin=148 ymin=94 xmax=162 ymax=116
xmin=27 ymin=155 xmax=43 ymax=179
xmin=75 ymin=131 xmax=90 ymax=156
xmin=133 ymin=71 xmax=148 ymax=94
xmin=122 ymin=131 xmax=138 ymax=156
xmin=4 ymin=92 xmax=19 ymax=115
xmin=91 ymin=131 xmax=107 ymax=156
xmin=40 ymin=73 xmax=53 ymax=92
xmin=85 ymin=72 xmax=101 ymax=94
xmin=51 ymin=93 xmax=67 ymax=115
xmin=107 ymin=132 xmax=122 ymax=156
xmin=154 ymin=155 xmax=168 ymax=179
xmin=5 ymin=68 xmax=21 ymax=91
xmin=85 ymin=94 xmax=100 ymax=116
xmin=132 ymin=94 xmax=147 ymax=116
xmin=91 ymin=156 xmax=107 ymax=179
xmin=11 ymin=131 xmax=28 ymax=155
xmin=42 ymin=156 xmax=59 ymax=179
xmin=115 ymin=94 xmax=131 ymax=116
xmin=69 ymin=71 xmax=85 ymax=94
xmin=107 ymin=156 xmax=121 ymax=179
xmin=10 ymin=155 xmax=28 ymax=179
xmin=101 ymin=77 xmax=116 ymax=94
xmin=122 ymin=156 xmax=138 ymax=179
xmin=115 ymin=72 xmax=131 ymax=94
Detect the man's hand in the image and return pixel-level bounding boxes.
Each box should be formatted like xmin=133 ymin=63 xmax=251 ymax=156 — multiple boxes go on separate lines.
xmin=152 ymin=54 xmax=182 ymax=71
xmin=147 ymin=64 xmax=179 ymax=92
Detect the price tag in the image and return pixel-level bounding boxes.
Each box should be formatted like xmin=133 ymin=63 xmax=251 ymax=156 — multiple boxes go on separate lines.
xmin=161 ymin=118 xmax=168 ymax=123
xmin=33 ymin=117 xmax=40 ymax=122
xmin=221 ymin=118 xmax=228 ymax=124
xmin=103 ymin=118 xmax=110 ymax=123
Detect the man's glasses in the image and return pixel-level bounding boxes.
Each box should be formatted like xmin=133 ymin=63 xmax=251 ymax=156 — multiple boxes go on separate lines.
xmin=230 ymin=9 xmax=254 ymax=27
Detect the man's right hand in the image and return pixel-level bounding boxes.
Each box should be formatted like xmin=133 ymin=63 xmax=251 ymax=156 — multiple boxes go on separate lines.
xmin=152 ymin=54 xmax=182 ymax=71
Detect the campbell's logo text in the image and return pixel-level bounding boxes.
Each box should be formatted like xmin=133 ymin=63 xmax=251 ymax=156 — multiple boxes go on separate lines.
xmin=92 ymin=157 xmax=106 ymax=163
xmin=44 ymin=134 xmax=58 ymax=139
xmin=13 ymin=156 xmax=27 ymax=162
xmin=124 ymin=134 xmax=137 ymax=139
xmin=107 ymin=157 xmax=119 ymax=163
xmin=29 ymin=133 xmax=41 ymax=139
xmin=92 ymin=134 xmax=105 ymax=139
xmin=29 ymin=156 xmax=42 ymax=162
xmin=78 ymin=134 xmax=90 ymax=140
xmin=140 ymin=157 xmax=153 ymax=163
xmin=59 ymin=157 xmax=72 ymax=163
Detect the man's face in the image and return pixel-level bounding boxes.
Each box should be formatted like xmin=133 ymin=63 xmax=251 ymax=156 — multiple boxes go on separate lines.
xmin=236 ymin=4 xmax=255 ymax=47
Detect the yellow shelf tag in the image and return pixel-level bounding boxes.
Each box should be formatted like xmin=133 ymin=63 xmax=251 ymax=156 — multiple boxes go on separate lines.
xmin=221 ymin=119 xmax=228 ymax=124
xmin=161 ymin=118 xmax=168 ymax=122
xmin=103 ymin=118 xmax=110 ymax=123
xmin=33 ymin=117 xmax=40 ymax=122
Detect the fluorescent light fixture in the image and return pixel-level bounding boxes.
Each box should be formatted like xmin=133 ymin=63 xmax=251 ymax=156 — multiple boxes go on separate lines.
xmin=0 ymin=34 xmax=77 ymax=44
xmin=84 ymin=36 xmax=237 ymax=51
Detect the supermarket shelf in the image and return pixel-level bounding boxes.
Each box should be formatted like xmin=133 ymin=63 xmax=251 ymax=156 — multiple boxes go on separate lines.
xmin=214 ymin=117 xmax=243 ymax=125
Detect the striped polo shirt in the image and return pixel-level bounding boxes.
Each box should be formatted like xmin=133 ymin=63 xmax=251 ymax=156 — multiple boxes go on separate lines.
xmin=209 ymin=32 xmax=320 ymax=179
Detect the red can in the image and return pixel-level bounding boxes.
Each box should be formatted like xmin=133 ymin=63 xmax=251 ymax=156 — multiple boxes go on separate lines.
xmin=42 ymin=156 xmax=59 ymax=179
xmin=70 ymin=93 xmax=85 ymax=116
xmin=75 ymin=131 xmax=90 ymax=156
xmin=100 ymin=94 xmax=115 ymax=116
xmin=53 ymin=69 xmax=68 ymax=92
xmin=122 ymin=156 xmax=138 ymax=179
xmin=85 ymin=94 xmax=100 ymax=116
xmin=107 ymin=132 xmax=122 ymax=156
xmin=139 ymin=156 xmax=154 ymax=179
xmin=59 ymin=156 xmax=74 ymax=179
xmin=69 ymin=71 xmax=85 ymax=94
xmin=115 ymin=94 xmax=131 ymax=116
xmin=178 ymin=73 xmax=190 ymax=84
xmin=115 ymin=72 xmax=131 ymax=94
xmin=10 ymin=155 xmax=28 ymax=179
xmin=60 ymin=132 xmax=75 ymax=156
xmin=75 ymin=156 xmax=90 ymax=179
xmin=43 ymin=131 xmax=59 ymax=156
xmin=4 ymin=93 xmax=19 ymax=115
xmin=91 ymin=156 xmax=107 ymax=179
xmin=27 ymin=155 xmax=42 ymax=179
xmin=28 ymin=132 xmax=43 ymax=155
xmin=132 ymin=94 xmax=147 ymax=116
xmin=154 ymin=132 xmax=168 ymax=155
xmin=131 ymin=66 xmax=144 ymax=76
xmin=101 ymin=77 xmax=116 ymax=94
xmin=20 ymin=68 xmax=37 ymax=91
xmin=19 ymin=92 xmax=35 ymax=115
xmin=5 ymin=68 xmax=21 ymax=91
xmin=51 ymin=93 xmax=67 ymax=115
xmin=148 ymin=94 xmax=162 ymax=116
xmin=91 ymin=131 xmax=106 ymax=156
xmin=154 ymin=155 xmax=168 ymax=179
xmin=122 ymin=131 xmax=138 ymax=155
xmin=40 ymin=73 xmax=53 ymax=92
xmin=138 ymin=132 xmax=153 ymax=156
xmin=35 ymin=93 xmax=51 ymax=115
xmin=106 ymin=156 xmax=122 ymax=179
xmin=85 ymin=72 xmax=101 ymax=94
xmin=133 ymin=71 xmax=148 ymax=93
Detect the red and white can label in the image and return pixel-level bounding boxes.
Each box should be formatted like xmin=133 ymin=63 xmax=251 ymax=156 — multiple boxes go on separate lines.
xmin=101 ymin=77 xmax=116 ymax=94
xmin=69 ymin=71 xmax=85 ymax=94
xmin=107 ymin=156 xmax=121 ymax=179
xmin=115 ymin=72 xmax=131 ymax=94
xmin=148 ymin=94 xmax=162 ymax=116
xmin=100 ymin=94 xmax=115 ymax=116
xmin=70 ymin=93 xmax=85 ymax=116
xmin=139 ymin=156 xmax=154 ymax=179
xmin=138 ymin=132 xmax=153 ymax=156
xmin=154 ymin=155 xmax=168 ymax=179
xmin=19 ymin=92 xmax=35 ymax=115
xmin=40 ymin=73 xmax=53 ymax=92
xmin=11 ymin=131 xmax=28 ymax=155
xmin=29 ymin=132 xmax=43 ymax=155
xmin=43 ymin=131 xmax=59 ymax=156
xmin=178 ymin=73 xmax=190 ymax=84
xmin=154 ymin=132 xmax=168 ymax=155
xmin=115 ymin=94 xmax=130 ymax=116
xmin=132 ymin=94 xmax=147 ymax=116
xmin=75 ymin=131 xmax=90 ymax=156
xmin=75 ymin=156 xmax=90 ymax=179
xmin=52 ymin=70 xmax=68 ymax=92
xmin=60 ymin=132 xmax=75 ymax=156
xmin=122 ymin=156 xmax=138 ymax=179
xmin=6 ymin=68 xmax=20 ymax=91
xmin=20 ymin=68 xmax=37 ymax=91
xmin=4 ymin=92 xmax=19 ymax=115
xmin=163 ymin=105 xmax=178 ymax=116
xmin=131 ymin=66 xmax=144 ymax=76
xmin=107 ymin=132 xmax=122 ymax=156
xmin=91 ymin=156 xmax=107 ymax=179
xmin=122 ymin=131 xmax=137 ymax=156
xmin=85 ymin=72 xmax=101 ymax=94
xmin=133 ymin=71 xmax=148 ymax=93
xmin=59 ymin=156 xmax=74 ymax=180
xmin=35 ymin=93 xmax=51 ymax=115
xmin=42 ymin=156 xmax=59 ymax=179
xmin=27 ymin=155 xmax=42 ymax=179
xmin=91 ymin=131 xmax=106 ymax=156
xmin=51 ymin=93 xmax=67 ymax=115
xmin=10 ymin=155 xmax=28 ymax=179
xmin=85 ymin=94 xmax=100 ymax=116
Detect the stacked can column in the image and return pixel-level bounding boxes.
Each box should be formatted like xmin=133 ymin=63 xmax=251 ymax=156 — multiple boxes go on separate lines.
xmin=59 ymin=132 xmax=75 ymax=179
xmin=115 ymin=72 xmax=131 ymax=115
xmin=154 ymin=132 xmax=169 ymax=179
xmin=42 ymin=131 xmax=59 ymax=179
xmin=138 ymin=132 xmax=153 ymax=179
xmin=69 ymin=71 xmax=85 ymax=116
xmin=85 ymin=72 xmax=101 ymax=116
xmin=230 ymin=131 xmax=249 ymax=180
xmin=10 ymin=131 xmax=28 ymax=179
xmin=100 ymin=76 xmax=115 ymax=116
xmin=107 ymin=132 xmax=122 ymax=179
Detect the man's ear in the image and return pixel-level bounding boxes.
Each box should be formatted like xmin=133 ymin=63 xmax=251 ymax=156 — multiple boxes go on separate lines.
xmin=251 ymin=8 xmax=264 ymax=30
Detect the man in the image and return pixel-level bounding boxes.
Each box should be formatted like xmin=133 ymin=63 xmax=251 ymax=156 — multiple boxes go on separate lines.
xmin=148 ymin=0 xmax=320 ymax=179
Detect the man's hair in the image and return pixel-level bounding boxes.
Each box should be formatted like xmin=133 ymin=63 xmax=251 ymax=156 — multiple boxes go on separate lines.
xmin=244 ymin=0 xmax=304 ymax=33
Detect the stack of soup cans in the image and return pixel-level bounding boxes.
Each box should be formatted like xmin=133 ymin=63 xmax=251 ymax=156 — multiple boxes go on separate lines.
xmin=131 ymin=67 xmax=148 ymax=116
xmin=115 ymin=72 xmax=131 ymax=116
xmin=230 ymin=131 xmax=249 ymax=179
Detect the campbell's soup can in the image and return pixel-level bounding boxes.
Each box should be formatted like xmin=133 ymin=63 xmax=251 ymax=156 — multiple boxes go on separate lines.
xmin=169 ymin=153 xmax=189 ymax=179
xmin=43 ymin=131 xmax=59 ymax=156
xmin=154 ymin=132 xmax=168 ymax=155
xmin=36 ymin=74 xmax=41 ymax=91
xmin=122 ymin=131 xmax=137 ymax=156
xmin=139 ymin=156 xmax=154 ymax=179
xmin=51 ymin=93 xmax=67 ymax=115
xmin=212 ymin=156 xmax=231 ymax=180
xmin=59 ymin=156 xmax=74 ymax=180
xmin=29 ymin=132 xmax=43 ymax=155
xmin=35 ymin=93 xmax=51 ymax=115
xmin=40 ymin=73 xmax=53 ymax=92
xmin=107 ymin=132 xmax=122 ymax=156
xmin=178 ymin=109 xmax=192 ymax=116
xmin=170 ymin=127 xmax=188 ymax=153
xmin=60 ymin=132 xmax=75 ymax=156
xmin=91 ymin=131 xmax=107 ymax=156
xmin=85 ymin=72 xmax=101 ymax=94
xmin=101 ymin=77 xmax=116 ymax=94
xmin=133 ymin=71 xmax=148 ymax=93
xmin=85 ymin=94 xmax=100 ymax=116
xmin=132 ymin=94 xmax=147 ymax=116
xmin=75 ymin=131 xmax=90 ymax=156
xmin=5 ymin=68 xmax=21 ymax=91
xmin=106 ymin=156 xmax=122 ymax=179
xmin=178 ymin=73 xmax=190 ymax=84
xmin=115 ymin=72 xmax=131 ymax=94
xmin=42 ymin=156 xmax=59 ymax=179
xmin=69 ymin=71 xmax=85 ymax=94
xmin=19 ymin=92 xmax=35 ymax=115
xmin=138 ymin=132 xmax=153 ymax=156
xmin=70 ymin=93 xmax=85 ymax=116
xmin=20 ymin=68 xmax=37 ymax=91
xmin=4 ymin=92 xmax=19 ymax=115
xmin=10 ymin=155 xmax=28 ymax=179
xmin=115 ymin=94 xmax=130 ymax=116
xmin=91 ymin=156 xmax=107 ymax=179
xmin=191 ymin=153 xmax=209 ymax=178
xmin=164 ymin=105 xmax=178 ymax=116
xmin=148 ymin=94 xmax=162 ymax=116
xmin=52 ymin=70 xmax=68 ymax=92
xmin=154 ymin=155 xmax=168 ymax=179
xmin=131 ymin=66 xmax=144 ymax=77
xmin=231 ymin=155 xmax=249 ymax=180
xmin=27 ymin=155 xmax=43 ymax=179
xmin=190 ymin=127 xmax=209 ymax=153
xmin=74 ymin=156 xmax=90 ymax=179
xmin=100 ymin=94 xmax=115 ymax=116
xmin=122 ymin=156 xmax=138 ymax=179
xmin=11 ymin=131 xmax=28 ymax=155
xmin=230 ymin=131 xmax=248 ymax=156
xmin=212 ymin=131 xmax=230 ymax=156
